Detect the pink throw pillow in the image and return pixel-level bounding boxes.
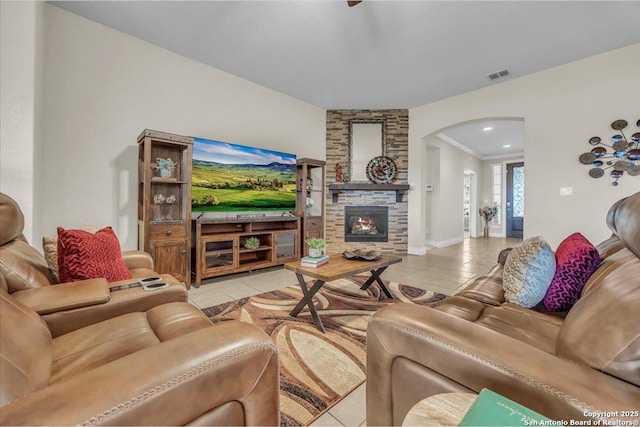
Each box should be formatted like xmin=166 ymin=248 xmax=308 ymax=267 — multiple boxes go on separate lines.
xmin=57 ymin=226 xmax=132 ymax=283
xmin=543 ymin=233 xmax=600 ymax=312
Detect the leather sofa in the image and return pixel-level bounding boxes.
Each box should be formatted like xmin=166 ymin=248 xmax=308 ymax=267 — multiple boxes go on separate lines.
xmin=0 ymin=191 xmax=280 ymax=425
xmin=367 ymin=192 xmax=640 ymax=425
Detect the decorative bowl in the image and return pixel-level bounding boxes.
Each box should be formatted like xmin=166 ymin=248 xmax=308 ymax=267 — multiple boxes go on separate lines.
xmin=342 ymin=249 xmax=381 ymax=261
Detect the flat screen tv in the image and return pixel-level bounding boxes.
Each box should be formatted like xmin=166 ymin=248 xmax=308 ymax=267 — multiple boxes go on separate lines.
xmin=192 ymin=137 xmax=297 ymax=213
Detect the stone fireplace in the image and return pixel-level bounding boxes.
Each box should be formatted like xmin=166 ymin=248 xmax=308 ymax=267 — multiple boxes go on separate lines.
xmin=325 ymin=109 xmax=409 ymax=254
xmin=344 ymin=206 xmax=388 ymax=242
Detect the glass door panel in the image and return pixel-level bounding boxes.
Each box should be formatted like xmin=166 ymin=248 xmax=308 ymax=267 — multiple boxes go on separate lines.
xmin=202 ymin=237 xmax=237 ymax=272
xmin=274 ymin=231 xmax=298 ymax=262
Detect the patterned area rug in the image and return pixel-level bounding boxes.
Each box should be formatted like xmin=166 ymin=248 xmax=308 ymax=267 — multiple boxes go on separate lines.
xmin=201 ymin=276 xmax=446 ymax=426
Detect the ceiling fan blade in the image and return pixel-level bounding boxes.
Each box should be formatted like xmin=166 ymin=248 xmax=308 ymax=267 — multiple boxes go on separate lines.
xmin=348 ymin=1 xmax=363 ymax=7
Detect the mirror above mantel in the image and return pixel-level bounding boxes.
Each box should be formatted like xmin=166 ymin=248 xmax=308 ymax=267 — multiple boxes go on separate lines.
xmin=349 ymin=119 xmax=386 ymax=182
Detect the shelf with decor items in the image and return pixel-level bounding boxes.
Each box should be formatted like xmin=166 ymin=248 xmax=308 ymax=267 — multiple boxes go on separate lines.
xmin=296 ymin=158 xmax=326 ymax=257
xmin=192 ymin=217 xmax=300 ymax=287
xmin=138 ymin=129 xmax=193 ymax=288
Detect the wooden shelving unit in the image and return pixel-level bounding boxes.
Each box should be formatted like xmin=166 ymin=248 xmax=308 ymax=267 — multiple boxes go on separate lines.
xmin=192 ymin=217 xmax=300 ymax=287
xmin=137 ymin=129 xmax=193 ymax=287
xmin=296 ymin=158 xmax=326 ymax=257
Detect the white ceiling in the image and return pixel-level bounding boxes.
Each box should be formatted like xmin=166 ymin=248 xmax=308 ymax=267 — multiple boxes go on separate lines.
xmin=50 ymin=1 xmax=639 ymax=157
xmin=438 ymin=119 xmax=524 ymax=159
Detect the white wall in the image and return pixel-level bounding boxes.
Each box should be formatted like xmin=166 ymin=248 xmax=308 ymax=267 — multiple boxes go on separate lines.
xmin=0 ymin=1 xmax=44 ymax=242
xmin=409 ymin=43 xmax=640 ymax=250
xmin=419 ymin=136 xmax=483 ymax=250
xmin=424 ymin=146 xmax=438 ymax=243
xmin=29 ymin=5 xmax=325 ymax=249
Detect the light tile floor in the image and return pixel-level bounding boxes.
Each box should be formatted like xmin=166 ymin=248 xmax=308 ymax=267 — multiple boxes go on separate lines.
xmin=187 ymin=236 xmax=520 ymax=426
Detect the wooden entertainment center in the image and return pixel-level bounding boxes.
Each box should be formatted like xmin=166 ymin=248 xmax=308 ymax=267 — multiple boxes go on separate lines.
xmin=136 ymin=129 xmax=324 ymax=288
xmin=192 ymin=216 xmax=300 ymax=287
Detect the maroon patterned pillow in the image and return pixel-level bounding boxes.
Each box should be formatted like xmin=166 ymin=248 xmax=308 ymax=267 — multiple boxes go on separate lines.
xmin=543 ymin=233 xmax=599 ymax=311
xmin=57 ymin=226 xmax=132 ymax=283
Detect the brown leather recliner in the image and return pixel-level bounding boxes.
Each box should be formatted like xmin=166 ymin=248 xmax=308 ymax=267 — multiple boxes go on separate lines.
xmin=0 ymin=193 xmax=159 ymax=289
xmin=0 ymin=192 xmax=280 ymax=425
xmin=0 ymin=192 xmax=187 ymax=336
xmin=0 ymin=284 xmax=280 ymax=425
xmin=367 ymin=192 xmax=640 ymax=425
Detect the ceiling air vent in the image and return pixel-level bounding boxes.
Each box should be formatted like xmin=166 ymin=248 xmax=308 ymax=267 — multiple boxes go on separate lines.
xmin=487 ymin=68 xmax=510 ymax=81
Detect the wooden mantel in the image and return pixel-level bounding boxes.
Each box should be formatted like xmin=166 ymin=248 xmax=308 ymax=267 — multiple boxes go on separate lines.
xmin=328 ymin=183 xmax=410 ymax=203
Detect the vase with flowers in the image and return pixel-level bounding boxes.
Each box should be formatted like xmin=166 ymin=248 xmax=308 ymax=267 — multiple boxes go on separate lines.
xmin=153 ymin=157 xmax=177 ymax=178
xmin=479 ymin=205 xmax=499 ymax=238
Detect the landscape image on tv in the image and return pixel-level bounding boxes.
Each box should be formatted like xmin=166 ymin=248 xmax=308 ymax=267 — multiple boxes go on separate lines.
xmin=192 ymin=138 xmax=297 ymax=212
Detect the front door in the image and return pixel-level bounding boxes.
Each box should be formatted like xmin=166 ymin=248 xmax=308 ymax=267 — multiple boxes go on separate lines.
xmin=506 ymin=162 xmax=524 ymax=238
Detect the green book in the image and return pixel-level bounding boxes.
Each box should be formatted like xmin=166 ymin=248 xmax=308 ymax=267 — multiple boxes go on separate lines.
xmin=460 ymin=389 xmax=553 ymax=426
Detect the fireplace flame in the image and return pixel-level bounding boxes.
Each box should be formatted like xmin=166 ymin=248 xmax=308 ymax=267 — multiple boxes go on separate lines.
xmin=351 ymin=216 xmax=378 ymax=234
xmin=344 ymin=207 xmax=387 ymax=242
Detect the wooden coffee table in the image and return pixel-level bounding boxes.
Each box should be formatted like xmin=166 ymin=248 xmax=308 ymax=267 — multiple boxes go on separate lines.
xmin=284 ymin=254 xmax=402 ymax=332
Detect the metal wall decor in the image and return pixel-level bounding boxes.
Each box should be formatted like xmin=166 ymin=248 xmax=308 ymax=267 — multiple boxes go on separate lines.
xmin=578 ymin=119 xmax=640 ymax=186
xmin=366 ymin=155 xmax=398 ymax=183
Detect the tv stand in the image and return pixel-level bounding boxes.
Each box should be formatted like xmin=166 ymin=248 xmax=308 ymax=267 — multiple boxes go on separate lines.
xmin=192 ymin=216 xmax=300 ymax=287
xmin=236 ymin=213 xmax=267 ymax=219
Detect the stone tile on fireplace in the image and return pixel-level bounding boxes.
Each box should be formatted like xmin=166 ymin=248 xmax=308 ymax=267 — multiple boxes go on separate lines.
xmin=325 ymin=109 xmax=409 ymax=254
xmin=326 ymin=191 xmax=408 ymax=254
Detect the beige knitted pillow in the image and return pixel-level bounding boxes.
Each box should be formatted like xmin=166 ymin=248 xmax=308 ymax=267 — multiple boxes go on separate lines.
xmin=42 ymin=236 xmax=60 ymax=283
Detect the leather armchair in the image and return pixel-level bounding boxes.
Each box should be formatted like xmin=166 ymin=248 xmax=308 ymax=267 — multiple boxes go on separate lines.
xmin=367 ymin=192 xmax=640 ymax=425
xmin=1 ymin=192 xmax=158 ymax=291
xmin=0 ymin=192 xmax=187 ymax=336
xmin=0 ymin=288 xmax=280 ymax=426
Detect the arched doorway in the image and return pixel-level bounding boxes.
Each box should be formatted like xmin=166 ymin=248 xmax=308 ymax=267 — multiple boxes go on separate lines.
xmin=420 ymin=118 xmax=524 ymax=249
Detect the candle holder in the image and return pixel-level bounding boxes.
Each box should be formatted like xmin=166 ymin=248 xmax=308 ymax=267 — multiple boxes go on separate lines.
xmin=153 ymin=193 xmax=165 ymax=221
xmin=165 ymin=194 xmax=176 ymax=220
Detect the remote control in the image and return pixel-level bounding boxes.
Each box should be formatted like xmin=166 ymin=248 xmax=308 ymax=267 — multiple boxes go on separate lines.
xmin=109 ymin=282 xmax=142 ymax=292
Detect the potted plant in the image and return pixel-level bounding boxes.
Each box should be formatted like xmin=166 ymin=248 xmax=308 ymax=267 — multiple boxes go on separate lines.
xmin=244 ymin=237 xmax=260 ymax=250
xmin=153 ymin=157 xmax=177 ymax=178
xmin=305 ymin=237 xmax=326 ymax=258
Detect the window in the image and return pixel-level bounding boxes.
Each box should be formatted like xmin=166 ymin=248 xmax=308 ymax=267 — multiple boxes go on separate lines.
xmin=512 ymin=165 xmax=525 ymax=217
xmin=492 ymin=164 xmax=501 ymax=225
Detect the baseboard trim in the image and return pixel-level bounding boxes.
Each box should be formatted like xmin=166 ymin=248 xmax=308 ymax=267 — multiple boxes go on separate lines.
xmin=408 ymin=246 xmax=428 ymax=255
xmin=425 ymin=237 xmax=464 ymax=248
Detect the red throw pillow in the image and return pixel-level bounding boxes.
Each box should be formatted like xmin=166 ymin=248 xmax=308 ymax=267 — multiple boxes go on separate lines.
xmin=542 ymin=232 xmax=600 ymax=312
xmin=57 ymin=226 xmax=132 ymax=283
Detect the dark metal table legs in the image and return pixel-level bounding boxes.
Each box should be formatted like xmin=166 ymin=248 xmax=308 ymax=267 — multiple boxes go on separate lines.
xmin=290 ymin=266 xmax=395 ymax=332
xmin=290 ymin=273 xmax=326 ymax=332
xmin=359 ymin=266 xmax=394 ymax=299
